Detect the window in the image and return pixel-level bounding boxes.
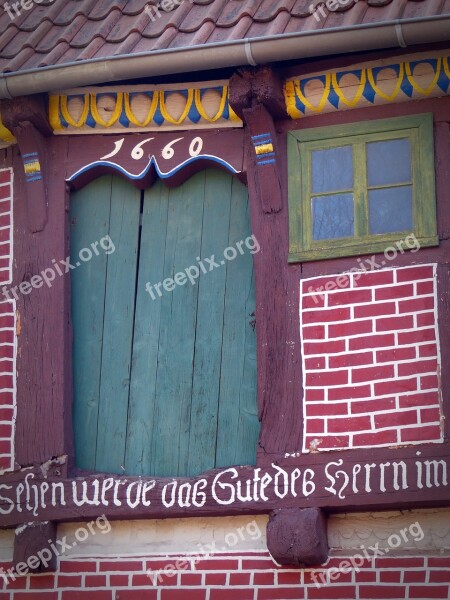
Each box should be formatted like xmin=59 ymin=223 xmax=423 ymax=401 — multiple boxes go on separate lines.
xmin=70 ymin=170 xmax=259 ymax=478
xmin=288 ymin=114 xmax=438 ymax=262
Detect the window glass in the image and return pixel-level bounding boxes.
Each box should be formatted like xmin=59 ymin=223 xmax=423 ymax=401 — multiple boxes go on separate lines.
xmin=312 ymin=146 xmax=353 ymax=193
xmin=312 ymin=194 xmax=354 ymax=240
xmin=369 ymin=186 xmax=413 ymax=235
xmin=367 ymin=138 xmax=411 ymax=186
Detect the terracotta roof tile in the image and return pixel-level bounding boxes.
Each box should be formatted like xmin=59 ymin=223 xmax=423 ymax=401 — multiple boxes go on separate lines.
xmin=291 ymin=0 xmax=318 ymax=19
xmin=35 ymin=15 xmax=86 ymax=53
xmin=216 ymin=0 xmax=265 ymax=28
xmin=0 ymin=0 xmax=445 ymax=75
xmin=141 ymin=2 xmax=194 ymax=38
xmin=253 ymin=0 xmax=297 ymax=24
xmin=73 ymin=9 xmax=123 ymax=47
xmin=179 ymin=1 xmax=224 ymax=33
xmin=89 ymin=0 xmax=130 ymax=21
xmin=51 ymin=0 xmax=95 ymax=26
xmin=123 ymin=0 xmax=159 ymax=15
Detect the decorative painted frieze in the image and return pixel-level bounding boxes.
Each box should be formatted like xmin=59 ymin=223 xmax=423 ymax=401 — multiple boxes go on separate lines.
xmin=0 ymin=116 xmax=15 ymax=147
xmin=49 ymin=82 xmax=242 ymax=134
xmin=285 ymin=53 xmax=450 ymax=119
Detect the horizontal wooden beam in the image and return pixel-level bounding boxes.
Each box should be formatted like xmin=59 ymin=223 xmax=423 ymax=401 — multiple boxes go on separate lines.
xmin=285 ymin=50 xmax=450 ymax=119
xmin=1 ymin=444 xmax=449 ymax=528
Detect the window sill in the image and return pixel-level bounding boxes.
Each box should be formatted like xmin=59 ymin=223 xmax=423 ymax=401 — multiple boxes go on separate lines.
xmin=288 ymin=235 xmax=439 ymax=264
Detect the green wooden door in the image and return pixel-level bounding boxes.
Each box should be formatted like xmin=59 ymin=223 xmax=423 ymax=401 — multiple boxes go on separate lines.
xmin=71 ymin=170 xmax=259 ymax=477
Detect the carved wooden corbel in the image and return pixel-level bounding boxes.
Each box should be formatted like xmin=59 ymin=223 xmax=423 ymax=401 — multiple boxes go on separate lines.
xmin=229 ymin=67 xmax=286 ymax=214
xmin=1 ymin=96 xmax=52 ymax=233
xmin=267 ymin=508 xmax=329 ymax=566
xmin=13 ymin=522 xmax=58 ymax=574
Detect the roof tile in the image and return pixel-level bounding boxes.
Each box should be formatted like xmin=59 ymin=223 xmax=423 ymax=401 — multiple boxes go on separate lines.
xmin=0 ymin=0 xmax=443 ymax=75
xmin=89 ymin=0 xmax=130 ymax=21
xmin=35 ymin=15 xmax=86 ymax=54
xmin=253 ymin=0 xmax=296 ymax=23
xmin=123 ymin=0 xmax=159 ymax=15
xmin=291 ymin=0 xmax=319 ymax=18
xmin=141 ymin=2 xmax=194 ymax=38
xmin=73 ymin=10 xmax=123 ymax=47
xmin=52 ymin=0 xmax=96 ymax=26
xmin=178 ymin=1 xmax=224 ymax=33
xmin=216 ymin=0 xmax=266 ymax=28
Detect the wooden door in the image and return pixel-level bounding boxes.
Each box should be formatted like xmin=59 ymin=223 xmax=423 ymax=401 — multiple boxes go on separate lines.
xmin=70 ymin=170 xmax=259 ymax=477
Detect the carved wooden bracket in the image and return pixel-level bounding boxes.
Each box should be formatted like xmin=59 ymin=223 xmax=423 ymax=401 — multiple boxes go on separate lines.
xmin=13 ymin=522 xmax=57 ymax=574
xmin=1 ymin=96 xmax=51 ymax=233
xmin=267 ymin=508 xmax=329 ymax=566
xmin=229 ymin=66 xmax=287 ymax=121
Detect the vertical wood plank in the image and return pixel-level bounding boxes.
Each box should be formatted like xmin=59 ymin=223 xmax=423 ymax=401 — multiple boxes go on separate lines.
xmin=216 ymin=176 xmax=258 ymax=468
xmin=95 ymin=176 xmax=140 ymax=474
xmin=70 ymin=176 xmax=112 ymax=470
xmin=151 ymin=173 xmax=204 ymax=477
xmin=125 ymin=180 xmax=169 ymax=475
xmin=187 ymin=170 xmax=231 ymax=476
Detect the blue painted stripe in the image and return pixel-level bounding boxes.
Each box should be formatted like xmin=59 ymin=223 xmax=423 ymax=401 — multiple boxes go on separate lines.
xmin=251 ymin=133 xmax=271 ymax=141
xmin=257 ymin=151 xmax=275 ymax=158
xmin=25 ymin=175 xmax=43 ymax=182
xmin=67 ymin=154 xmax=241 ymax=183
xmin=257 ymin=159 xmax=276 ymax=166
xmin=22 ymin=152 xmax=38 ymax=159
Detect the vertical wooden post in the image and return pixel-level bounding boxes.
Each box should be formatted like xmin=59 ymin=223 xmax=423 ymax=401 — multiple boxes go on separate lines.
xmin=230 ymin=69 xmax=303 ymax=459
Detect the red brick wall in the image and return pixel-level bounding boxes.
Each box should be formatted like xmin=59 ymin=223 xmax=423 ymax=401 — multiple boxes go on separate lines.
xmin=0 ymin=167 xmax=14 ymax=473
xmin=1 ymin=553 xmax=449 ymax=599
xmin=300 ymin=265 xmax=442 ymax=452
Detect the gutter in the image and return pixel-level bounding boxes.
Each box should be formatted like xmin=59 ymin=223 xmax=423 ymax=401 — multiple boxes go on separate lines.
xmin=0 ymin=15 xmax=449 ymax=99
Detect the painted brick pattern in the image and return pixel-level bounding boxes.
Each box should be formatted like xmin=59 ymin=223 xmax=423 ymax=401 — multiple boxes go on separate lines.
xmin=0 ymin=168 xmax=14 ymax=473
xmin=300 ymin=265 xmax=442 ymax=452
xmin=1 ymin=553 xmax=450 ymax=598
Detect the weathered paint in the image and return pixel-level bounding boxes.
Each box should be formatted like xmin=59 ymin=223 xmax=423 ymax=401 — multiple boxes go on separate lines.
xmin=70 ymin=170 xmax=259 ymax=478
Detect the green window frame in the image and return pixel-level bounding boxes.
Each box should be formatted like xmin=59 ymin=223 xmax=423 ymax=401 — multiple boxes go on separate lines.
xmin=288 ymin=113 xmax=438 ymax=262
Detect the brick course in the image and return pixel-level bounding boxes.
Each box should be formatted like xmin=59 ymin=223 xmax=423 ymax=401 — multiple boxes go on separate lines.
xmin=0 ymin=553 xmax=449 ymax=599
xmin=300 ymin=265 xmax=442 ymax=452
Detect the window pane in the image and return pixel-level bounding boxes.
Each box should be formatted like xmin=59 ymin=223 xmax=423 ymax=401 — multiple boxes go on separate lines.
xmin=369 ymin=186 xmax=413 ymax=234
xmin=311 ymin=146 xmax=354 ymax=193
xmin=367 ymin=139 xmax=411 ymax=186
xmin=312 ymin=194 xmax=354 ymax=240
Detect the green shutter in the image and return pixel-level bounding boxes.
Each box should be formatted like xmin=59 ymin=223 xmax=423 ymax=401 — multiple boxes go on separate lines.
xmin=71 ymin=171 xmax=259 ymax=477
